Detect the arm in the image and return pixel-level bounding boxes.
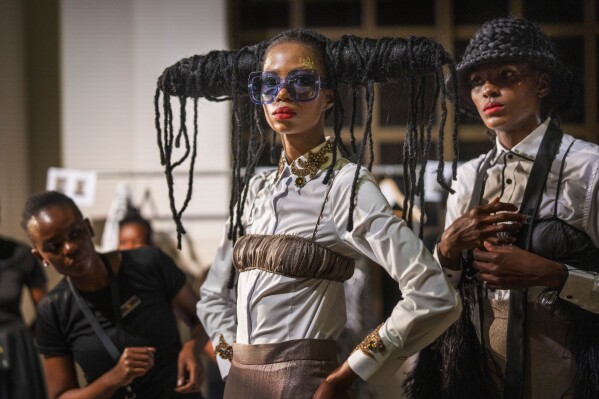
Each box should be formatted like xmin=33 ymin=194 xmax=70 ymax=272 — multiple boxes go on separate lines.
xmin=319 ymin=168 xmax=462 ymax=392
xmin=44 ymin=349 xmax=156 ymax=399
xmin=472 ymin=241 xmax=567 ymax=290
xmin=196 ymin=226 xmax=237 ymax=380
xmin=30 ymin=286 xmax=47 ymax=307
xmin=312 ymin=362 xmax=357 ymax=399
xmin=171 ymin=283 xmax=209 ymax=393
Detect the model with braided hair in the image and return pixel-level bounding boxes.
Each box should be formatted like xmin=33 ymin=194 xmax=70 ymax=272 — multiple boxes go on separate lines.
xmin=156 ymin=29 xmax=461 ymax=398
xmin=404 ymin=18 xmax=599 ymax=399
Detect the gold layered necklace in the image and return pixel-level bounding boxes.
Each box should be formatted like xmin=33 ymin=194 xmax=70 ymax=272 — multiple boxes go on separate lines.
xmin=279 ymin=140 xmax=333 ymax=188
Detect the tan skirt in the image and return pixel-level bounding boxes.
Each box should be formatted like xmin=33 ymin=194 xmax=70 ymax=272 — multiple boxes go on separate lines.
xmin=483 ymin=298 xmax=575 ymax=399
xmin=224 ymin=339 xmax=338 ymax=399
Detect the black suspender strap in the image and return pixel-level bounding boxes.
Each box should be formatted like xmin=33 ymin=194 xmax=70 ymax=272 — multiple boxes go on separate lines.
xmin=503 ymin=122 xmax=563 ymax=399
xmin=67 ymin=255 xmax=136 ymax=399
xmin=464 ymin=146 xmax=497 ymax=353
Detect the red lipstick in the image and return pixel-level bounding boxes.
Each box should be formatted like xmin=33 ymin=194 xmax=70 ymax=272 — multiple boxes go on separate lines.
xmin=483 ymin=102 xmax=504 ymax=115
xmin=273 ymin=106 xmax=295 ymax=120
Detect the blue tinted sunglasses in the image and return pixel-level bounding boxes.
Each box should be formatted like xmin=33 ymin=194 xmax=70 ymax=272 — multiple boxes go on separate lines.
xmin=248 ymin=69 xmax=329 ymax=105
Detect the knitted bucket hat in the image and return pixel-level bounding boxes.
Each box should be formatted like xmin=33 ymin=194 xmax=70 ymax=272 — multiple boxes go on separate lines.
xmin=455 ymin=18 xmax=573 ymax=116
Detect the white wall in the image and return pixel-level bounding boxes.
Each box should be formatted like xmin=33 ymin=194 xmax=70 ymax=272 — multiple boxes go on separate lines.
xmin=0 ymin=0 xmax=29 ymax=240
xmin=61 ymin=0 xmax=230 ymax=274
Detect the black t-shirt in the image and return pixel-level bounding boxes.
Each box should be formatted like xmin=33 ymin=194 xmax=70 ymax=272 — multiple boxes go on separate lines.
xmin=36 ymin=247 xmax=197 ymax=399
xmin=0 ymin=237 xmax=46 ymax=323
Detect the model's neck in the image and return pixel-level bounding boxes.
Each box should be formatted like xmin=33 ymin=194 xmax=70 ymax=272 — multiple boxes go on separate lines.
xmin=282 ymin=133 xmax=326 ymax=162
xmin=495 ymin=117 xmax=542 ymax=150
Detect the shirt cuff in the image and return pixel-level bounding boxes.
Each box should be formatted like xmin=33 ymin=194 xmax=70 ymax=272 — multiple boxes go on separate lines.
xmin=347 ymin=323 xmax=404 ymax=382
xmin=558 ymin=265 xmax=599 ymax=314
xmin=433 ymin=244 xmax=463 ymax=287
xmin=216 ymin=356 xmax=231 ymax=381
xmin=213 ymin=333 xmax=234 ymax=380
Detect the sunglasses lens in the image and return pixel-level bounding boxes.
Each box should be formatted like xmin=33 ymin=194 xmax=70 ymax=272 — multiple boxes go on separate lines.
xmin=248 ymin=70 xmax=322 ymax=104
xmin=288 ymin=72 xmax=319 ymax=102
xmin=260 ymin=74 xmax=279 ymax=104
xmin=248 ymin=73 xmax=280 ymax=104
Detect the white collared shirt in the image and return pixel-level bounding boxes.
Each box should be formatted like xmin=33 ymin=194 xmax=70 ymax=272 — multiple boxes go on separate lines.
xmin=441 ymin=118 xmax=599 ymax=310
xmin=198 ymin=139 xmax=461 ymax=381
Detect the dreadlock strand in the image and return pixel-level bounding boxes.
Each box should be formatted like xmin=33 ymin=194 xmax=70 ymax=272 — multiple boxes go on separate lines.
xmin=449 ymin=62 xmax=460 ymax=181
xmin=435 ymin=63 xmax=455 ymax=194
xmin=346 ymin=108 xmax=374 ymax=231
xmin=154 ymin=88 xmax=166 ymax=165
xmin=366 ymin=83 xmax=375 ymax=171
xmin=172 ymin=97 xmax=191 ymax=169
xmin=349 ymin=85 xmax=358 ymax=153
xmin=175 ymin=98 xmax=200 ymax=234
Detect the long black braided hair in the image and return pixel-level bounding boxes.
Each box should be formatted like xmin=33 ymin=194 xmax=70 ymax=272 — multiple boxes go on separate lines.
xmin=154 ymin=29 xmax=459 ymax=255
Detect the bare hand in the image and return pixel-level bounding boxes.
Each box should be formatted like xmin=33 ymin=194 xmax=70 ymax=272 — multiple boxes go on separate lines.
xmin=312 ymin=380 xmax=351 ymax=399
xmin=109 ymin=347 xmax=156 ymax=387
xmin=174 ymin=340 xmax=204 ymax=393
xmin=312 ymin=361 xmax=357 ymax=399
xmin=439 ymin=198 xmax=525 ymax=267
xmin=473 ymin=241 xmax=567 ymax=290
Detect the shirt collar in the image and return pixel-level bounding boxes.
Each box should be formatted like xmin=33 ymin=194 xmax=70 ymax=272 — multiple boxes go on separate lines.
xmin=274 ymin=138 xmax=336 ymax=187
xmin=494 ymin=118 xmax=551 ymax=161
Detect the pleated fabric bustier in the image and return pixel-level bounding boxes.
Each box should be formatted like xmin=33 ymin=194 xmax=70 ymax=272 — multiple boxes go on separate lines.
xmin=233 ymin=234 xmax=355 ymax=282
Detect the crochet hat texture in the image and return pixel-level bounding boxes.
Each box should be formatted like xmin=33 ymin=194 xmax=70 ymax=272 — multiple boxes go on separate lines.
xmin=455 ymin=18 xmax=573 ymax=116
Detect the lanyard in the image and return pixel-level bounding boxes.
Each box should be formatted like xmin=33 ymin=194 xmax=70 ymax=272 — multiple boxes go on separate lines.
xmin=67 ymin=254 xmax=136 ymax=399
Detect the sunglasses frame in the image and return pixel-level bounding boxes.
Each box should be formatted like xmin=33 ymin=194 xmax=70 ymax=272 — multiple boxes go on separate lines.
xmin=247 ymin=69 xmax=329 ymax=105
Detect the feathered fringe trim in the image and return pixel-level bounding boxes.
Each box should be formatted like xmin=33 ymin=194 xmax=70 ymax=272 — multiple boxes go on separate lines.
xmin=403 ymin=280 xmax=499 ymax=399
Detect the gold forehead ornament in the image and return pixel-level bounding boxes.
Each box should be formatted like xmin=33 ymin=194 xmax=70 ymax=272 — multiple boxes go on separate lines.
xmin=299 ymin=56 xmax=314 ymax=69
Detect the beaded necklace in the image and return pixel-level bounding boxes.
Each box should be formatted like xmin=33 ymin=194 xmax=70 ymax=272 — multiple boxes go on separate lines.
xmin=279 ymin=140 xmax=333 ymax=187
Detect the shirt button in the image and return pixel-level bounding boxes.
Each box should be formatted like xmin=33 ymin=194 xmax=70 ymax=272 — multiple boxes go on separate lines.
xmin=506 ymin=178 xmax=513 ymax=184
xmin=566 ymin=295 xmax=573 ymax=299
xmin=507 ymin=154 xmax=514 ymax=160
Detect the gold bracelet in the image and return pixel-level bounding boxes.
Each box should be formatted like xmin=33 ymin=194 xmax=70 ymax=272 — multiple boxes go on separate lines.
xmin=214 ymin=334 xmax=233 ymax=361
xmin=352 ymin=323 xmax=385 ymax=358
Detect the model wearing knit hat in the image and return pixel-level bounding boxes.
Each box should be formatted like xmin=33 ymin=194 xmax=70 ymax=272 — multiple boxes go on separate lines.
xmin=404 ymin=18 xmax=599 ymax=399
xmin=455 ymin=18 xmax=573 ymax=117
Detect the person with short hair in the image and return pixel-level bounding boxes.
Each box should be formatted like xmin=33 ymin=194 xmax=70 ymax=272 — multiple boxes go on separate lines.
xmin=118 ymin=210 xmax=154 ymax=250
xmin=23 ymin=191 xmax=207 ymax=399
xmin=0 ymin=199 xmax=47 ymax=399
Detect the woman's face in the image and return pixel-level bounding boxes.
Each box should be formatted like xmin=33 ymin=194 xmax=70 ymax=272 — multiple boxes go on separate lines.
xmin=27 ymin=203 xmax=96 ymax=277
xmin=118 ymin=222 xmax=150 ymax=250
xmin=261 ymin=42 xmax=333 ymax=138
xmin=469 ymin=62 xmax=550 ymax=135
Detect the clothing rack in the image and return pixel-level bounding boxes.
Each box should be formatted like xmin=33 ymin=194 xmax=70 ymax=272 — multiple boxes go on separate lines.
xmin=95 ymin=165 xmax=407 ymax=179
xmin=95 ymin=165 xmax=419 ymax=223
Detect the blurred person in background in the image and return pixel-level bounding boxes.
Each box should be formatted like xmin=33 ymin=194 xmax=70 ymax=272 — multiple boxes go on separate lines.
xmin=0 ymin=198 xmax=48 ymax=399
xmin=117 ymin=208 xmax=225 ymax=399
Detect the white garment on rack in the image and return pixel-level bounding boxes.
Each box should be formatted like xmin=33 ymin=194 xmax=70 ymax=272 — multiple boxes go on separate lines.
xmin=100 ymin=183 xmax=131 ymax=252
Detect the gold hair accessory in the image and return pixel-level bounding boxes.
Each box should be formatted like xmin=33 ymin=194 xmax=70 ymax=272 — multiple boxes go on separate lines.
xmin=215 ymin=334 xmax=233 ymax=361
xmin=352 ymin=323 xmax=385 ymax=358
xmin=299 ymin=56 xmax=314 ymax=69
xmin=289 ymin=140 xmax=333 ymax=188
